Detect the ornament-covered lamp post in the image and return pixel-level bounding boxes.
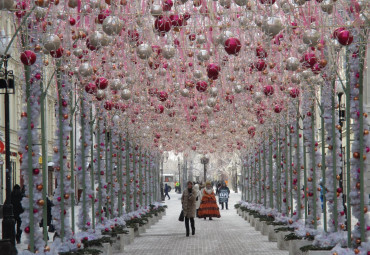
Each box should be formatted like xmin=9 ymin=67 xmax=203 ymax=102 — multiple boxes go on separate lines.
xmin=200 ymin=156 xmax=209 ymax=182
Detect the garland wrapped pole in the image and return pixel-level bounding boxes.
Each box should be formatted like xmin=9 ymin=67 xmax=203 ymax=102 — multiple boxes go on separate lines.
xmin=125 ymin=137 xmax=131 ymax=212
xmin=90 ymin=108 xmax=95 ymax=229
xmin=69 ymin=89 xmax=75 ymax=234
xmin=269 ymin=134 xmax=273 ymax=209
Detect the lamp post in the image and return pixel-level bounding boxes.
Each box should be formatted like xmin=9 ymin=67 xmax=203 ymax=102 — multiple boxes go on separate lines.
xmin=200 ymin=156 xmax=209 ymax=182
xmin=338 ymin=91 xmax=347 ymax=228
xmin=0 ymin=31 xmax=16 ymax=248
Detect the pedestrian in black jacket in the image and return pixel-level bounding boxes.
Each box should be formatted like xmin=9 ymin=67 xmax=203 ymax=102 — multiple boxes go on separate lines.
xmin=10 ymin=184 xmax=24 ymax=243
xmin=218 ymin=183 xmax=230 ymax=210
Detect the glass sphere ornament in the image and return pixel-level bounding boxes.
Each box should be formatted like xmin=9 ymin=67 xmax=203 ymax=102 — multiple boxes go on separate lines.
xmin=285 ymin=57 xmax=299 ymax=71
xmin=102 ymin=16 xmax=123 ymax=36
xmin=151 ymin=4 xmax=163 ymax=16
xmin=197 ymin=50 xmax=210 ymax=62
xmin=180 ymin=88 xmax=190 ymax=97
xmin=89 ymin=31 xmax=107 ymax=48
xmin=209 ymin=87 xmax=218 ymax=97
xmin=79 ymin=63 xmax=93 ymax=77
xmin=137 ymin=43 xmax=153 ymax=59
xmin=302 ymin=29 xmax=320 ymax=47
xmin=234 ymin=0 xmax=247 ymax=6
xmin=321 ymin=0 xmax=333 ymax=14
xmin=96 ymin=90 xmax=106 ymax=101
xmin=207 ymin=97 xmax=217 ymax=107
xmin=110 ymin=79 xmax=122 ymax=90
xmin=261 ymin=16 xmax=283 ymax=37
xmin=20 ymin=50 xmax=37 ymax=66
xmin=162 ymin=44 xmax=176 ymax=59
xmin=196 ymin=34 xmax=207 ymax=44
xmin=121 ymin=89 xmax=132 ymax=100
xmin=193 ymin=70 xmax=203 ymax=79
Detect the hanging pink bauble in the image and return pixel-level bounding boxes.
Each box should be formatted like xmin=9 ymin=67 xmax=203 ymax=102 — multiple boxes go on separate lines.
xmin=85 ymin=83 xmax=97 ymax=94
xmin=104 ymin=101 xmax=113 ymax=111
xmin=224 ymin=37 xmax=241 ymax=55
xmin=156 ymin=105 xmax=164 ymax=114
xmin=20 ymin=50 xmax=36 ymax=66
xmin=196 ymin=81 xmax=208 ymax=92
xmin=24 ymin=226 xmax=30 ymax=234
xmin=170 ymin=14 xmax=183 ymax=27
xmin=33 ymin=168 xmax=40 ymax=175
xmin=302 ymin=52 xmax=317 ymax=68
xmin=69 ymin=17 xmax=76 ymax=26
xmin=254 ymin=59 xmax=267 ymax=71
xmin=207 ymin=63 xmax=221 ymax=80
xmin=337 ymin=30 xmax=353 ymax=46
xmin=96 ymin=77 xmax=109 ymax=90
xmin=162 ymin=0 xmax=173 ymax=11
xmin=289 ymin=88 xmax=300 ymax=98
xmin=332 ymin=27 xmax=345 ymax=39
xmin=158 ymin=91 xmax=168 ymax=101
xmin=311 ymin=63 xmax=321 ymax=74
xmin=263 ymin=85 xmax=274 ymax=96
xmin=154 ymin=16 xmax=172 ymax=34
xmin=189 ymin=34 xmax=196 ymax=41
xmin=50 ymin=47 xmax=64 ymax=58
xmin=256 ymin=46 xmax=267 ymax=58
xmin=128 ymin=30 xmax=140 ymax=42
xmin=183 ymin=12 xmax=191 ymax=20
xmin=97 ymin=9 xmax=110 ymax=24
xmin=274 ymin=105 xmax=283 ymax=113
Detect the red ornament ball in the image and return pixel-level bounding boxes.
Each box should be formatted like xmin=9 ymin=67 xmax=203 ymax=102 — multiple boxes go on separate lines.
xmin=24 ymin=226 xmax=30 ymax=233
xmin=263 ymin=85 xmax=274 ymax=96
xmin=154 ymin=16 xmax=172 ymax=34
xmin=20 ymin=50 xmax=36 ymax=66
xmin=196 ymin=81 xmax=208 ymax=92
xmin=33 ymin=168 xmax=40 ymax=175
xmin=85 ymin=83 xmax=97 ymax=94
xmin=224 ymin=37 xmax=241 ymax=55
xmin=158 ymin=91 xmax=168 ymax=102
xmin=337 ymin=30 xmax=353 ymax=46
xmin=104 ymin=101 xmax=113 ymax=111
xmin=207 ymin=63 xmax=221 ymax=80
xmin=95 ymin=77 xmax=109 ymax=90
xmin=50 ymin=47 xmax=64 ymax=58
xmin=289 ymin=88 xmax=300 ymax=98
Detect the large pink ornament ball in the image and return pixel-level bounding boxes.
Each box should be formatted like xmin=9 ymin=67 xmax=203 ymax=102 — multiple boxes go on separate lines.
xmin=169 ymin=14 xmax=184 ymax=27
xmin=302 ymin=52 xmax=317 ymax=68
xmin=96 ymin=77 xmax=109 ymax=90
xmin=85 ymin=83 xmax=97 ymax=94
xmin=289 ymin=88 xmax=300 ymax=98
xmin=207 ymin=63 xmax=221 ymax=80
xmin=254 ymin=59 xmax=267 ymax=71
xmin=50 ymin=47 xmax=64 ymax=58
xmin=20 ymin=50 xmax=36 ymax=65
xmin=104 ymin=101 xmax=113 ymax=111
xmin=337 ymin=30 xmax=353 ymax=46
xmin=154 ymin=16 xmax=172 ymax=34
xmin=196 ymin=81 xmax=208 ymax=92
xmin=224 ymin=37 xmax=241 ymax=55
xmin=156 ymin=105 xmax=164 ymax=114
xmin=274 ymin=104 xmax=283 ymax=113
xmin=162 ymin=0 xmax=173 ymax=11
xmin=158 ymin=91 xmax=168 ymax=102
xmin=263 ymin=85 xmax=274 ymax=96
xmin=256 ymin=46 xmax=267 ymax=58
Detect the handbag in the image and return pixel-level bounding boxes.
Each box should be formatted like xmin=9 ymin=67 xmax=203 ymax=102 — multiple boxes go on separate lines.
xmin=178 ymin=210 xmax=184 ymax=222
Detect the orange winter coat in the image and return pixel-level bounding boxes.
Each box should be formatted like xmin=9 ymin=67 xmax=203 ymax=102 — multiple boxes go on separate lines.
xmin=197 ymin=189 xmax=221 ymax=218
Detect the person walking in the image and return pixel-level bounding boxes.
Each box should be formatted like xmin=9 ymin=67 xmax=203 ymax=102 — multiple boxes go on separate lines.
xmin=218 ymin=182 xmax=230 ymax=210
xmin=181 ymin=181 xmax=197 ymax=237
xmin=198 ymin=181 xmax=220 ymax=220
xmin=164 ymin=183 xmax=170 ymax=200
xmin=193 ymin=184 xmax=201 ymax=217
xmin=10 ymin=184 xmax=24 ymax=243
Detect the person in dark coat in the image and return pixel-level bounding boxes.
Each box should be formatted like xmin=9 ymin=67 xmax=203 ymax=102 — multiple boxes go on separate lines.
xmin=10 ymin=184 xmax=24 ymax=243
xmin=164 ymin=184 xmax=170 ymax=200
xmin=218 ymin=182 xmax=230 ymax=210
xmin=181 ymin=181 xmax=197 ymax=237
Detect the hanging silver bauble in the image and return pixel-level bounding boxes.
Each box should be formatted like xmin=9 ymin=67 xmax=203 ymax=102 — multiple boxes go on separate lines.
xmin=219 ymin=30 xmax=234 ymax=45
xmin=321 ymin=0 xmax=333 ymax=13
xmin=79 ymin=63 xmax=93 ymax=77
xmin=180 ymin=88 xmax=190 ymax=97
xmin=209 ymin=87 xmax=218 ymax=97
xmin=204 ymin=106 xmax=213 ymax=115
xmin=113 ymin=115 xmax=120 ymax=124
xmin=196 ymin=34 xmax=207 ymax=44
xmin=297 ymin=44 xmax=308 ymax=54
xmin=73 ymin=48 xmax=83 ymax=57
xmin=80 ymin=4 xmax=91 ymax=14
xmin=90 ymin=0 xmax=99 ymax=8
xmin=35 ymin=7 xmax=47 ymax=19
xmin=207 ymin=97 xmax=217 ymax=107
xmin=254 ymin=92 xmax=263 ymax=103
xmin=301 ymin=69 xmax=313 ymax=80
xmin=291 ymin=73 xmax=301 ymax=84
xmin=234 ymin=84 xmax=243 ymax=94
xmin=0 ymin=0 xmax=14 ymax=10
xmin=110 ymin=79 xmax=122 ymax=90
xmin=197 ymin=50 xmax=210 ymax=62
xmin=234 ymin=0 xmax=247 ymax=6
xmin=162 ymin=44 xmax=176 ymax=59
xmin=102 ymin=16 xmax=123 ymax=36
xmin=281 ymin=2 xmax=291 ymax=13
xmin=96 ymin=90 xmax=106 ymax=100
xmin=137 ymin=43 xmax=153 ymax=59
xmin=285 ymin=57 xmax=300 ymax=71
xmin=147 ymin=73 xmax=154 ymax=81
xmin=89 ymin=31 xmax=105 ymax=48
xmin=294 ymin=0 xmax=305 ymax=6
xmin=261 ymin=16 xmax=283 ymax=37
xmin=68 ymin=0 xmax=78 ymax=8
xmin=302 ymin=29 xmax=320 ymax=47
xmin=121 ymin=89 xmax=132 ymax=100
xmin=150 ymin=4 xmax=163 ymax=16
xmin=43 ymin=34 xmax=61 ymax=52
xmin=101 ymin=34 xmax=110 ymax=46
xmin=219 ymin=0 xmax=231 ymax=7
xmin=194 ymin=70 xmax=203 ymax=79
xmin=126 ymin=76 xmax=135 ymax=85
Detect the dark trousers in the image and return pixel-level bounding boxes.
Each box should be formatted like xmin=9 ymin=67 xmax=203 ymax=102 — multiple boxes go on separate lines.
xmin=220 ymin=202 xmax=228 ymax=210
xmin=15 ymin=216 xmax=22 ymax=243
xmin=184 ymin=217 xmax=195 ymax=236
xmin=165 ymin=193 xmax=170 ymax=199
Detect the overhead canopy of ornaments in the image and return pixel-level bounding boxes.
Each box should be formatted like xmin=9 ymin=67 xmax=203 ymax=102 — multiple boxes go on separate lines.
xmin=0 ymin=0 xmax=369 ymax=254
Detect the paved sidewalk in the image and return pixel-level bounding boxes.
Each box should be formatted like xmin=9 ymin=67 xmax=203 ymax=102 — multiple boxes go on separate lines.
xmin=119 ymin=190 xmax=288 ymax=255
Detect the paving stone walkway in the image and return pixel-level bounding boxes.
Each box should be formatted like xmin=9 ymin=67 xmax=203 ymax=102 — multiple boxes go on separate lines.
xmin=119 ymin=190 xmax=288 ymax=255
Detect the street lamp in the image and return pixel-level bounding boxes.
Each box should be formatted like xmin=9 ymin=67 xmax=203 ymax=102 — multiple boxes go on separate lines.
xmin=200 ymin=156 xmax=209 ymax=182
xmin=0 ymin=30 xmax=16 ymax=248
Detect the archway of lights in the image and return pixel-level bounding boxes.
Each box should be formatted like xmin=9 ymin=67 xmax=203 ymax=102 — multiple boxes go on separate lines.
xmin=0 ymin=0 xmax=368 ymax=254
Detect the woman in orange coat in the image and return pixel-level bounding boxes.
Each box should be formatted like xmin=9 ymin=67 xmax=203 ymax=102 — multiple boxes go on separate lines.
xmin=197 ymin=181 xmax=221 ymax=220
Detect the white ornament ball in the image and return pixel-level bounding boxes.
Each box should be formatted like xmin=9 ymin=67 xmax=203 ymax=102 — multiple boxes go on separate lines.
xmin=162 ymin=44 xmax=176 ymax=59
xmin=137 ymin=43 xmax=153 ymax=59
xmin=79 ymin=63 xmax=93 ymax=77
xmin=302 ymin=29 xmax=320 ymax=47
xmin=261 ymin=16 xmax=283 ymax=37
xmin=285 ymin=57 xmax=300 ymax=71
xmin=43 ymin=34 xmax=61 ymax=52
xmin=121 ymin=89 xmax=132 ymax=100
